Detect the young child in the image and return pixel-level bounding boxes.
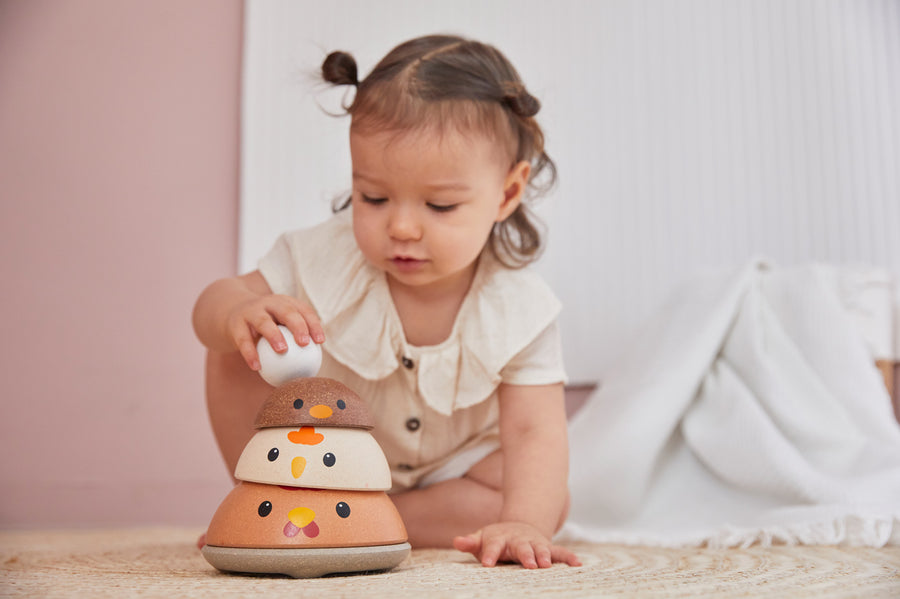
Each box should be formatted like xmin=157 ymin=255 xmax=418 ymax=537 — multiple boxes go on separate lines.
xmin=193 ymin=34 xmax=580 ymax=570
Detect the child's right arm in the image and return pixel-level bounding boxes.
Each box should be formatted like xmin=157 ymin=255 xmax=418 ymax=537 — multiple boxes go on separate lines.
xmin=192 ymin=270 xmax=324 ymax=371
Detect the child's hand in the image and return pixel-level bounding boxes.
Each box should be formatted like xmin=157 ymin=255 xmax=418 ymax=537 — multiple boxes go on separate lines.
xmin=226 ymin=294 xmax=324 ymax=371
xmin=452 ymin=522 xmax=581 ymax=569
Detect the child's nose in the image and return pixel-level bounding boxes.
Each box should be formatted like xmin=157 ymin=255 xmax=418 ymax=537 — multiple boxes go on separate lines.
xmin=387 ymin=205 xmax=422 ymax=241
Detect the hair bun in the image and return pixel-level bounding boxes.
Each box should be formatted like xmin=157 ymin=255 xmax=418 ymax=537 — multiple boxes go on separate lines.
xmin=503 ymin=89 xmax=540 ymax=118
xmin=322 ymin=51 xmax=359 ymax=86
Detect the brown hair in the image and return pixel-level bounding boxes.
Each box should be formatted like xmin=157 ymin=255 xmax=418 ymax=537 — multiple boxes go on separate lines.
xmin=322 ymin=34 xmax=557 ymax=268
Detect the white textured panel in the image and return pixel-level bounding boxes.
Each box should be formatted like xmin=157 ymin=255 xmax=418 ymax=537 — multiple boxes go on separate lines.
xmin=241 ymin=0 xmax=900 ymax=382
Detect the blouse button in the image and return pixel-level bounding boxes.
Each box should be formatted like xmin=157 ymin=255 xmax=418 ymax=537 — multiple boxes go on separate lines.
xmin=401 ymin=356 xmax=415 ymax=369
xmin=405 ymin=417 xmax=421 ymax=432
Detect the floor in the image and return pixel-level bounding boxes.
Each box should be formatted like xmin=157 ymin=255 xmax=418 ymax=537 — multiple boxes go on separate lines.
xmin=2 ymin=527 xmax=898 ymax=598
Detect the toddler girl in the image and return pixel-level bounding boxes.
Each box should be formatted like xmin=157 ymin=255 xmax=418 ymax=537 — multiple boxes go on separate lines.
xmin=193 ymin=34 xmax=580 ymax=569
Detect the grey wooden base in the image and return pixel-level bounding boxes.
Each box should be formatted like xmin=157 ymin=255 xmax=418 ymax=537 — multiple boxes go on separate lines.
xmin=201 ymin=542 xmax=411 ymax=578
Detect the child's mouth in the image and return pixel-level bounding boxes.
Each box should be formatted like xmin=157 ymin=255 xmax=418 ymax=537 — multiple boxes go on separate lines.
xmin=391 ymin=256 xmax=426 ymax=271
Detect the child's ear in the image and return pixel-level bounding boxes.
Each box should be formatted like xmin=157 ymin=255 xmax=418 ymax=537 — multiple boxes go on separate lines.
xmin=496 ymin=161 xmax=531 ymax=222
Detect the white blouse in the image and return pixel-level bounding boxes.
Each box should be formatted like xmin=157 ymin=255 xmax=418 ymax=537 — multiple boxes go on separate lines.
xmin=258 ymin=210 xmax=567 ymax=490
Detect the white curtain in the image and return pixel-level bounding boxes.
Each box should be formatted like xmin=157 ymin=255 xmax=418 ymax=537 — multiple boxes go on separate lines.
xmin=240 ymin=0 xmax=900 ymax=383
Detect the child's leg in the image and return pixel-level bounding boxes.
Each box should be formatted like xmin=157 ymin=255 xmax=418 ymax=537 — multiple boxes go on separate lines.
xmin=390 ymin=450 xmax=570 ymax=548
xmin=205 ymin=350 xmax=273 ymax=478
xmin=389 ymin=451 xmax=502 ymax=548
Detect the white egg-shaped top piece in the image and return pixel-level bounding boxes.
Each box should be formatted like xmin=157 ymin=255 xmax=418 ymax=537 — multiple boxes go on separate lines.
xmin=234 ymin=426 xmax=392 ymax=491
xmin=257 ymin=325 xmax=323 ymax=386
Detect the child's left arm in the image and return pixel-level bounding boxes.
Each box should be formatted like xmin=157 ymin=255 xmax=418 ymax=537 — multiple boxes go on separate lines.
xmin=453 ymin=382 xmax=582 ymax=568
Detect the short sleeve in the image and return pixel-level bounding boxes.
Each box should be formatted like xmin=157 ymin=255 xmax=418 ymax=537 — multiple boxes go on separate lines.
xmin=258 ymin=233 xmax=298 ymax=297
xmin=499 ymin=319 xmax=567 ymax=386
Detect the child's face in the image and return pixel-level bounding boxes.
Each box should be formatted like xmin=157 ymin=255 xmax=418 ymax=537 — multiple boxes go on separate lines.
xmin=350 ymin=126 xmax=528 ymax=295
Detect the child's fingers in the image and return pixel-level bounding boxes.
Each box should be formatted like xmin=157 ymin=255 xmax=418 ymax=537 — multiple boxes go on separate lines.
xmin=273 ymin=310 xmax=311 ymax=346
xmin=451 ymin=533 xmax=481 ymax=555
xmin=551 ymin=545 xmax=582 ymax=567
xmin=294 ymin=302 xmax=325 ymax=344
xmin=479 ymin=536 xmax=507 ymax=567
xmin=513 ymin=540 xmax=538 ymax=569
xmin=268 ymin=300 xmax=325 ymax=346
xmin=232 ymin=329 xmax=261 ymax=371
xmin=254 ymin=318 xmax=289 ymax=354
xmin=512 ymin=541 xmax=576 ymax=569
xmin=534 ymin=544 xmax=553 ymax=568
xmin=456 ymin=526 xmax=576 ymax=569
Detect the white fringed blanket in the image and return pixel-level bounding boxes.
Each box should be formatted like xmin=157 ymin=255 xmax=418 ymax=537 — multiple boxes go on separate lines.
xmin=559 ymin=261 xmax=900 ymax=547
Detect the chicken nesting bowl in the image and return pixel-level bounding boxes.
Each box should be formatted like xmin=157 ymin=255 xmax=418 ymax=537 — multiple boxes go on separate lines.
xmin=202 ymin=374 xmax=409 ymax=578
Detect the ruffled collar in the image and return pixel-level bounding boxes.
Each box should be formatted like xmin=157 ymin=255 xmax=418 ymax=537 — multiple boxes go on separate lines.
xmin=298 ymin=212 xmax=561 ymax=416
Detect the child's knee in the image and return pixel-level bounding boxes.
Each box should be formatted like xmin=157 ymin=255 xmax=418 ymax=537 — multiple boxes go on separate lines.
xmin=205 ymin=350 xmax=273 ymax=474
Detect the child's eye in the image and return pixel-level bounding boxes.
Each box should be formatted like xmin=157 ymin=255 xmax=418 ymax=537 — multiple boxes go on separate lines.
xmin=361 ymin=194 xmax=387 ymax=205
xmin=427 ymin=203 xmax=458 ymax=213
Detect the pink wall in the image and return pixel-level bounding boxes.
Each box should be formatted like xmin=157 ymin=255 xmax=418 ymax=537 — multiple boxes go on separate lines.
xmin=0 ymin=1 xmax=243 ymax=528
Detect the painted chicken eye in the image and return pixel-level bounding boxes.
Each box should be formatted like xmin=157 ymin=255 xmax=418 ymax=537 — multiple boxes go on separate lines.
xmin=335 ymin=502 xmax=350 ymax=518
xmin=293 ymin=399 xmax=304 ymax=409
xmin=267 ymin=448 xmax=279 ymax=462
xmin=336 ymin=399 xmax=346 ymax=410
xmin=258 ymin=501 xmax=272 ymax=517
xmin=323 ymin=453 xmax=336 ymax=467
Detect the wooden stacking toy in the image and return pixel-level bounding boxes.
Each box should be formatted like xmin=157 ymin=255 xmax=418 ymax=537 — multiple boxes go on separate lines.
xmin=202 ymin=327 xmax=410 ymax=578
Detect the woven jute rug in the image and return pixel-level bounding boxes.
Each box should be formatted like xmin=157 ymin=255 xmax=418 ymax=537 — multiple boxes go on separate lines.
xmin=1 ymin=527 xmax=898 ymax=598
